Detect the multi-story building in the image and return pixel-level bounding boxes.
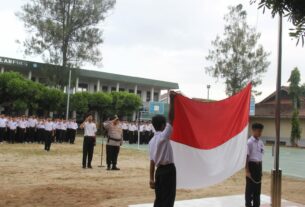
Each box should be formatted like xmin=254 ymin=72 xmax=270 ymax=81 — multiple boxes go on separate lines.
xmin=0 ymin=56 xmax=179 ymax=118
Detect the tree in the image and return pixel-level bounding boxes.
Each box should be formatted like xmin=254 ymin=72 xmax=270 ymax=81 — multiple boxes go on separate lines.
xmin=288 ymin=67 xmax=302 ymax=146
xmin=38 ymin=87 xmax=65 ymax=116
xmin=110 ymin=92 xmax=142 ymax=119
xmin=251 ymin=0 xmax=305 ymax=45
xmin=205 ymin=4 xmax=270 ymax=96
xmin=17 ymin=0 xmax=115 ymax=74
xmin=70 ymin=92 xmax=89 ymax=117
xmin=291 ymin=109 xmax=301 ymax=146
xmin=288 ymin=67 xmax=301 ymax=109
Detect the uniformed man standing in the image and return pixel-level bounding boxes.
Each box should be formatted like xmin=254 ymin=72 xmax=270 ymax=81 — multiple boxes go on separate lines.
xmin=149 ymin=91 xmax=176 ymax=207
xmin=80 ymin=115 xmax=97 ymax=169
xmin=27 ymin=116 xmax=37 ymax=143
xmin=103 ymin=115 xmax=123 ymax=171
xmin=0 ymin=115 xmax=7 ymax=143
xmin=245 ymin=123 xmax=264 ymax=207
xmin=69 ymin=119 xmax=78 ymax=144
xmin=8 ymin=117 xmax=17 ymax=144
xmin=18 ymin=116 xmax=27 ymax=143
xmin=44 ymin=118 xmax=54 ymax=151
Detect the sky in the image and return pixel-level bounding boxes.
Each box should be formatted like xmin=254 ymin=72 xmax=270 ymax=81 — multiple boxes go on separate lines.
xmin=0 ymin=0 xmax=304 ymax=102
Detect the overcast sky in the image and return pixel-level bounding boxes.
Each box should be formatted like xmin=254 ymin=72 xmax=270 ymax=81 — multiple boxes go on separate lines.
xmin=0 ymin=0 xmax=304 ymax=102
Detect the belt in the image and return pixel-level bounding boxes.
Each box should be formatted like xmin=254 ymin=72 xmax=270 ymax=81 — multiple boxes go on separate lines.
xmin=158 ymin=163 xmax=174 ymax=168
xmin=249 ymin=161 xmax=262 ymax=164
xmin=108 ymin=137 xmax=121 ymax=142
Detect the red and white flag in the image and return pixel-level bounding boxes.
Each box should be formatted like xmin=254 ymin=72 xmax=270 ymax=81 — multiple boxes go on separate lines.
xmin=171 ymin=84 xmax=251 ymax=189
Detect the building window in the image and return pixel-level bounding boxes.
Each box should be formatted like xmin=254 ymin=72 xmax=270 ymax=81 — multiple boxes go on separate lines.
xmin=119 ymin=88 xmax=125 ymax=92
xmin=129 ymin=89 xmax=134 ymax=93
xmin=102 ymin=86 xmax=108 ymax=92
xmin=137 ymin=90 xmax=142 ymax=97
xmin=146 ymin=91 xmax=151 ymax=102
xmin=78 ymin=83 xmax=88 ymax=92
xmin=111 ymin=87 xmax=116 ymax=92
xmin=94 ymin=85 xmax=97 ymax=92
xmin=154 ymin=92 xmax=159 ymax=101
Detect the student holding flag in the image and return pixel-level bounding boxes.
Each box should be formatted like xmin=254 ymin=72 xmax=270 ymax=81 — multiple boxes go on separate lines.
xmin=148 ymin=91 xmax=176 ymax=207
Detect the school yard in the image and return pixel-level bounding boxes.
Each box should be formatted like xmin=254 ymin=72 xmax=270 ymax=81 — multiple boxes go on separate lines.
xmin=0 ymin=137 xmax=304 ymax=207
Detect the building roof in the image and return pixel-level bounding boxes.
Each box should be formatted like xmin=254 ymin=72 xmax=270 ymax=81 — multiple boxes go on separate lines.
xmin=0 ymin=56 xmax=179 ymax=89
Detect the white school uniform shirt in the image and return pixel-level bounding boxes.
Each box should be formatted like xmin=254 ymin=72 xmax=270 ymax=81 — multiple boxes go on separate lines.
xmin=8 ymin=121 xmax=17 ymax=130
xmin=38 ymin=122 xmax=45 ymax=129
xmin=149 ymin=123 xmax=174 ymax=167
xmin=140 ymin=124 xmax=145 ymax=132
xmin=247 ymin=136 xmax=264 ymax=162
xmin=61 ymin=122 xmax=67 ymax=130
xmin=0 ymin=118 xmax=7 ymax=128
xmin=128 ymin=124 xmax=135 ymax=132
xmin=83 ymin=122 xmax=97 ymax=137
xmin=122 ymin=123 xmax=128 ymax=130
xmin=27 ymin=118 xmax=37 ymax=128
xmin=18 ymin=120 xmax=28 ymax=129
xmin=44 ymin=122 xmax=54 ymax=131
xmin=71 ymin=122 xmax=78 ymax=130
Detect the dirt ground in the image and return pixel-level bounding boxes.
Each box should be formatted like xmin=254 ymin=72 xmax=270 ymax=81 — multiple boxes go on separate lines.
xmin=0 ymin=138 xmax=304 ymax=207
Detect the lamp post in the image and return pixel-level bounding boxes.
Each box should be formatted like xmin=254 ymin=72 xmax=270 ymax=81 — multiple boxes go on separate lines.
xmin=207 ymin=84 xmax=211 ymax=100
xmin=65 ymin=69 xmax=72 ymax=121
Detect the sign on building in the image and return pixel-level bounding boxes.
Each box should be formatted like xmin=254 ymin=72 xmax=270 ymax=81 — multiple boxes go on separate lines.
xmin=149 ymin=102 xmax=165 ymax=114
xmin=250 ymin=95 xmax=255 ymax=116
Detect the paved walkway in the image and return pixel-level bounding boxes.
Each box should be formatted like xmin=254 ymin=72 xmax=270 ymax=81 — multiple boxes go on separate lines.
xmin=129 ymin=195 xmax=305 ymax=207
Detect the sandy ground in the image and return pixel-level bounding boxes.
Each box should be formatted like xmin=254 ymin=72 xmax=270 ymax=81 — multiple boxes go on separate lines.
xmin=0 ymin=138 xmax=304 ymax=207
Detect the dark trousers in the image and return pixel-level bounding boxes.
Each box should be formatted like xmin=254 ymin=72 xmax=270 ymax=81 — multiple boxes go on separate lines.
xmin=27 ymin=127 xmax=35 ymax=142
xmin=123 ymin=130 xmax=128 ymax=141
xmin=69 ymin=129 xmax=76 ymax=144
xmin=245 ymin=162 xmax=262 ymax=207
xmin=0 ymin=127 xmax=5 ymax=142
xmin=106 ymin=145 xmax=120 ymax=167
xmin=82 ymin=136 xmax=95 ymax=167
xmin=154 ymin=164 xmax=176 ymax=207
xmin=128 ymin=131 xmax=134 ymax=144
xmin=9 ymin=129 xmax=16 ymax=143
xmin=18 ymin=128 xmax=26 ymax=143
xmin=44 ymin=131 xmax=52 ymax=151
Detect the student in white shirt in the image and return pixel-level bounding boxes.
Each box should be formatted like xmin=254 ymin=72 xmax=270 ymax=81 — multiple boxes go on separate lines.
xmin=245 ymin=123 xmax=265 ymax=207
xmin=18 ymin=116 xmax=27 ymax=143
xmin=8 ymin=118 xmax=17 ymax=144
xmin=80 ymin=115 xmax=97 ymax=169
xmin=0 ymin=114 xmax=7 ymax=143
xmin=44 ymin=118 xmax=54 ymax=151
xmin=149 ymin=91 xmax=176 ymax=207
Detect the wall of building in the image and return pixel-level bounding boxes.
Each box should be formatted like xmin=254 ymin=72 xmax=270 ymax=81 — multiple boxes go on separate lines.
xmin=249 ymin=117 xmax=305 ymax=147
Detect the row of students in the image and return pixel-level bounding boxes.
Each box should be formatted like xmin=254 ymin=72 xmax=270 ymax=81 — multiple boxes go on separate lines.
xmin=0 ymin=115 xmax=78 ymax=146
xmin=121 ymin=121 xmax=155 ymax=144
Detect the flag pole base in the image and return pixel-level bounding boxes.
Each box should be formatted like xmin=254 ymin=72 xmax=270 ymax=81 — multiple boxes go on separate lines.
xmin=271 ymin=169 xmax=282 ymax=207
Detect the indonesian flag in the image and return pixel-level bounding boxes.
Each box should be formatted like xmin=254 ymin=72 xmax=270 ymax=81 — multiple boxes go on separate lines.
xmin=171 ymin=84 xmax=251 ymax=189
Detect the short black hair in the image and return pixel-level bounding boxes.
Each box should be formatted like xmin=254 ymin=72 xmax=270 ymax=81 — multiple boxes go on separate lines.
xmin=152 ymin=115 xmax=166 ymax=131
xmin=252 ymin=123 xmax=264 ymax=130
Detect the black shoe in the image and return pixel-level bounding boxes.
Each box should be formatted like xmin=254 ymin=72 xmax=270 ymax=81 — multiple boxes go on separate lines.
xmin=87 ymin=165 xmax=92 ymax=169
xmin=107 ymin=166 xmax=111 ymax=170
xmin=82 ymin=165 xmax=86 ymax=169
xmin=112 ymin=166 xmax=120 ymax=171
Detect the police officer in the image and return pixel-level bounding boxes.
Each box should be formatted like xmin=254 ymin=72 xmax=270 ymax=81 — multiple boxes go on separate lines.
xmin=80 ymin=115 xmax=97 ymax=169
xmin=103 ymin=115 xmax=123 ymax=171
xmin=245 ymin=123 xmax=264 ymax=207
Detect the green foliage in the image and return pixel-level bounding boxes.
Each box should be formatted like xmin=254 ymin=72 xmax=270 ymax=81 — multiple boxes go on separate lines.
xmin=17 ymin=0 xmax=116 ymax=69
xmin=251 ymin=0 xmax=305 ymax=46
xmin=110 ymin=92 xmax=142 ymax=118
xmin=205 ymin=4 xmax=270 ymax=96
xmin=70 ymin=92 xmax=89 ymax=115
xmin=12 ymin=99 xmax=28 ymax=114
xmin=290 ymin=109 xmax=301 ymax=146
xmin=288 ymin=67 xmax=301 ymax=109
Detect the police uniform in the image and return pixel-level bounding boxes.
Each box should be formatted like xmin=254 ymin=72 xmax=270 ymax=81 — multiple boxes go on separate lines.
xmin=104 ymin=120 xmax=123 ymax=170
xmin=245 ymin=136 xmax=264 ymax=207
xmin=149 ymin=123 xmax=176 ymax=207
xmin=82 ymin=122 xmax=97 ymax=168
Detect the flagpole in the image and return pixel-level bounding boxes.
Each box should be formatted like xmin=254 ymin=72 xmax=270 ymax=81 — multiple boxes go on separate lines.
xmin=271 ymin=13 xmax=282 ymax=207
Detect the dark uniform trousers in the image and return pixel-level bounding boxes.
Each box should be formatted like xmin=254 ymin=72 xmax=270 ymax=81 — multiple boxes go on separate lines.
xmin=0 ymin=127 xmax=6 ymax=142
xmin=44 ymin=131 xmax=52 ymax=151
xmin=128 ymin=131 xmax=134 ymax=144
xmin=245 ymin=161 xmax=262 ymax=207
xmin=9 ymin=129 xmax=16 ymax=144
xmin=106 ymin=143 xmax=120 ymax=167
xmin=82 ymin=136 xmax=95 ymax=167
xmin=27 ymin=127 xmax=35 ymax=142
xmin=123 ymin=129 xmax=128 ymax=141
xmin=154 ymin=163 xmax=176 ymax=207
xmin=69 ymin=129 xmax=76 ymax=144
xmin=18 ymin=128 xmax=26 ymax=143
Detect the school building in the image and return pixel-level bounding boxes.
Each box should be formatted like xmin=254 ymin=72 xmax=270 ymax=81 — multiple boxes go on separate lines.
xmin=250 ymin=86 xmax=305 ymax=147
xmin=0 ymin=56 xmax=179 ymax=118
